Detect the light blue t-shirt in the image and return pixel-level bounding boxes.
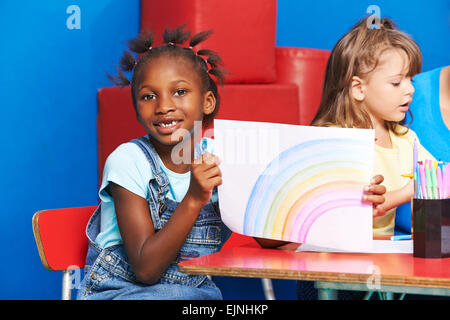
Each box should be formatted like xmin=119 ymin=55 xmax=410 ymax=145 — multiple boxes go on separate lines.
xmin=406 ymin=67 xmax=450 ymax=162
xmin=95 ymin=137 xmax=217 ymax=248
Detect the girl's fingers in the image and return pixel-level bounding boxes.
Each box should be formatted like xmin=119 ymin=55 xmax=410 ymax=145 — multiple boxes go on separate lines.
xmin=191 ymin=153 xmax=222 ymax=190
xmin=201 ymin=152 xmax=221 ymax=165
xmin=192 ymin=156 xmax=221 ymax=177
xmin=371 ymin=184 xmax=386 ymax=195
xmin=373 ymin=204 xmax=385 ymax=217
xmin=364 ymin=184 xmax=386 ymax=195
xmin=365 ymin=176 xmax=387 ymax=217
xmin=192 ymin=152 xmax=213 ymax=164
xmin=204 ymin=165 xmax=222 ymax=178
xmin=193 ymin=152 xmax=221 ymax=168
xmin=196 ymin=175 xmax=222 ymax=191
xmin=209 ymin=175 xmax=223 ymax=187
xmin=370 ymin=174 xmax=384 ymax=185
xmin=363 ymin=194 xmax=385 ymax=205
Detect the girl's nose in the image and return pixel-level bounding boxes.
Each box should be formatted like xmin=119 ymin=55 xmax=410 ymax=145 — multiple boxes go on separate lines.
xmin=405 ymin=78 xmax=415 ymax=97
xmin=155 ymin=95 xmax=175 ymax=114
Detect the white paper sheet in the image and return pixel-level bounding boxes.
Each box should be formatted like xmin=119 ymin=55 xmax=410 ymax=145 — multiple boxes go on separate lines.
xmin=295 ymin=240 xmax=413 ymax=254
xmin=214 ymin=119 xmax=375 ymax=252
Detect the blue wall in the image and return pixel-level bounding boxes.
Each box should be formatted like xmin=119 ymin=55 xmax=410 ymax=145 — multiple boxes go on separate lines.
xmin=0 ymin=0 xmax=448 ymax=299
xmin=277 ymin=0 xmax=450 ymax=72
xmin=0 ymin=0 xmax=140 ymax=299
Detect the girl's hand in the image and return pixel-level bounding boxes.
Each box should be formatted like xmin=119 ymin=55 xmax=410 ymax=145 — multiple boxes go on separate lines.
xmin=186 ymin=152 xmax=222 ymax=208
xmin=362 ymin=174 xmax=386 ymax=217
xmin=403 ymin=178 xmax=414 ymax=198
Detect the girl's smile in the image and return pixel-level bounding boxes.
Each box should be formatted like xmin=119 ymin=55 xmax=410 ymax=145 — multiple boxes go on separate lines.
xmin=153 ymin=117 xmax=183 ymax=135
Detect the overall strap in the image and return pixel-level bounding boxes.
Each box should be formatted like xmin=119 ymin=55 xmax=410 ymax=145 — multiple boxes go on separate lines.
xmin=130 ymin=136 xmax=170 ymax=223
xmin=130 ymin=136 xmax=169 ymax=188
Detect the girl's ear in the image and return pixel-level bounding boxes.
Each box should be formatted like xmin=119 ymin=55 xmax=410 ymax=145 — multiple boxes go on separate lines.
xmin=203 ymin=91 xmax=216 ymax=116
xmin=351 ymin=76 xmax=365 ymax=102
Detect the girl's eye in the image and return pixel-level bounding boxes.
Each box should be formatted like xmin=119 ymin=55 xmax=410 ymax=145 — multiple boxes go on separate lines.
xmin=142 ymin=94 xmax=156 ymax=101
xmin=392 ymin=82 xmax=400 ymax=87
xmin=174 ymin=89 xmax=187 ymax=96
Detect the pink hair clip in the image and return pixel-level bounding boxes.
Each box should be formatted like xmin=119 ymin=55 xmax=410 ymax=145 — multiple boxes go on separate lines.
xmin=168 ymin=42 xmax=174 ymax=46
xmin=190 ymin=46 xmax=198 ymax=56
xmin=148 ymin=46 xmax=153 ymax=51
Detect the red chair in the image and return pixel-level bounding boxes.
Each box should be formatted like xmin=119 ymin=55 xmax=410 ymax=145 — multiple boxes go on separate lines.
xmin=32 ymin=206 xmax=266 ymax=299
xmin=32 ymin=206 xmax=96 ymax=300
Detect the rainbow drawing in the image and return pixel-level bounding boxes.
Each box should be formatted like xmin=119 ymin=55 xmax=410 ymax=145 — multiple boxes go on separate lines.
xmin=243 ymin=138 xmax=372 ymax=243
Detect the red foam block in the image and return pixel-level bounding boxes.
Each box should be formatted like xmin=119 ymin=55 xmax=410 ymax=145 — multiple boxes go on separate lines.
xmin=275 ymin=47 xmax=330 ymax=125
xmin=140 ymin=0 xmax=277 ymax=84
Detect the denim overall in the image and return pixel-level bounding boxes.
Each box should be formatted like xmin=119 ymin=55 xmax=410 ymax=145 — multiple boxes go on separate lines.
xmin=77 ymin=136 xmax=231 ymax=300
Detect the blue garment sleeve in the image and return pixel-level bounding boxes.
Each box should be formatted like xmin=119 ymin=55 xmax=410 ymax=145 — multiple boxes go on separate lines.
xmin=407 ymin=67 xmax=450 ymax=162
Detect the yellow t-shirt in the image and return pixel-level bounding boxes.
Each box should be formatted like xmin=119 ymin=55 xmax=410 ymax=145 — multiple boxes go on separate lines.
xmin=372 ymin=126 xmax=435 ymax=235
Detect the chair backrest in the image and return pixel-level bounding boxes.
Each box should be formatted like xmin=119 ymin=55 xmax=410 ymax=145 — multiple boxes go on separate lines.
xmin=32 ymin=206 xmax=96 ymax=271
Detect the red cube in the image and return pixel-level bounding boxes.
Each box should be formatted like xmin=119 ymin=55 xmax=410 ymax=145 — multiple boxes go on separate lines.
xmin=275 ymin=47 xmax=330 ymax=125
xmin=140 ymin=0 xmax=277 ymax=84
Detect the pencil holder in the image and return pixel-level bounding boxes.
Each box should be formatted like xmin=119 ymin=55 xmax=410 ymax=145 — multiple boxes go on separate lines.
xmin=413 ymin=199 xmax=450 ymax=258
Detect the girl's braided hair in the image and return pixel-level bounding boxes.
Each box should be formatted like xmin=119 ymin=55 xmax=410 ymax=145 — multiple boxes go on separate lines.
xmin=108 ymin=25 xmax=226 ymax=128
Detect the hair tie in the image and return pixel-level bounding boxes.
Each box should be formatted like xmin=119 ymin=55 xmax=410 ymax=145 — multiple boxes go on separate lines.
xmin=190 ymin=46 xmax=200 ymax=57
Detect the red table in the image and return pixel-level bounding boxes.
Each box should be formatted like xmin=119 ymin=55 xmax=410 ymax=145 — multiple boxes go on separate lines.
xmin=179 ymin=240 xmax=450 ymax=299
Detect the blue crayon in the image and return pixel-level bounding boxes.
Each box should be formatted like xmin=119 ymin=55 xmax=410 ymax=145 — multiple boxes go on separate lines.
xmin=391 ymin=235 xmax=412 ymax=241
